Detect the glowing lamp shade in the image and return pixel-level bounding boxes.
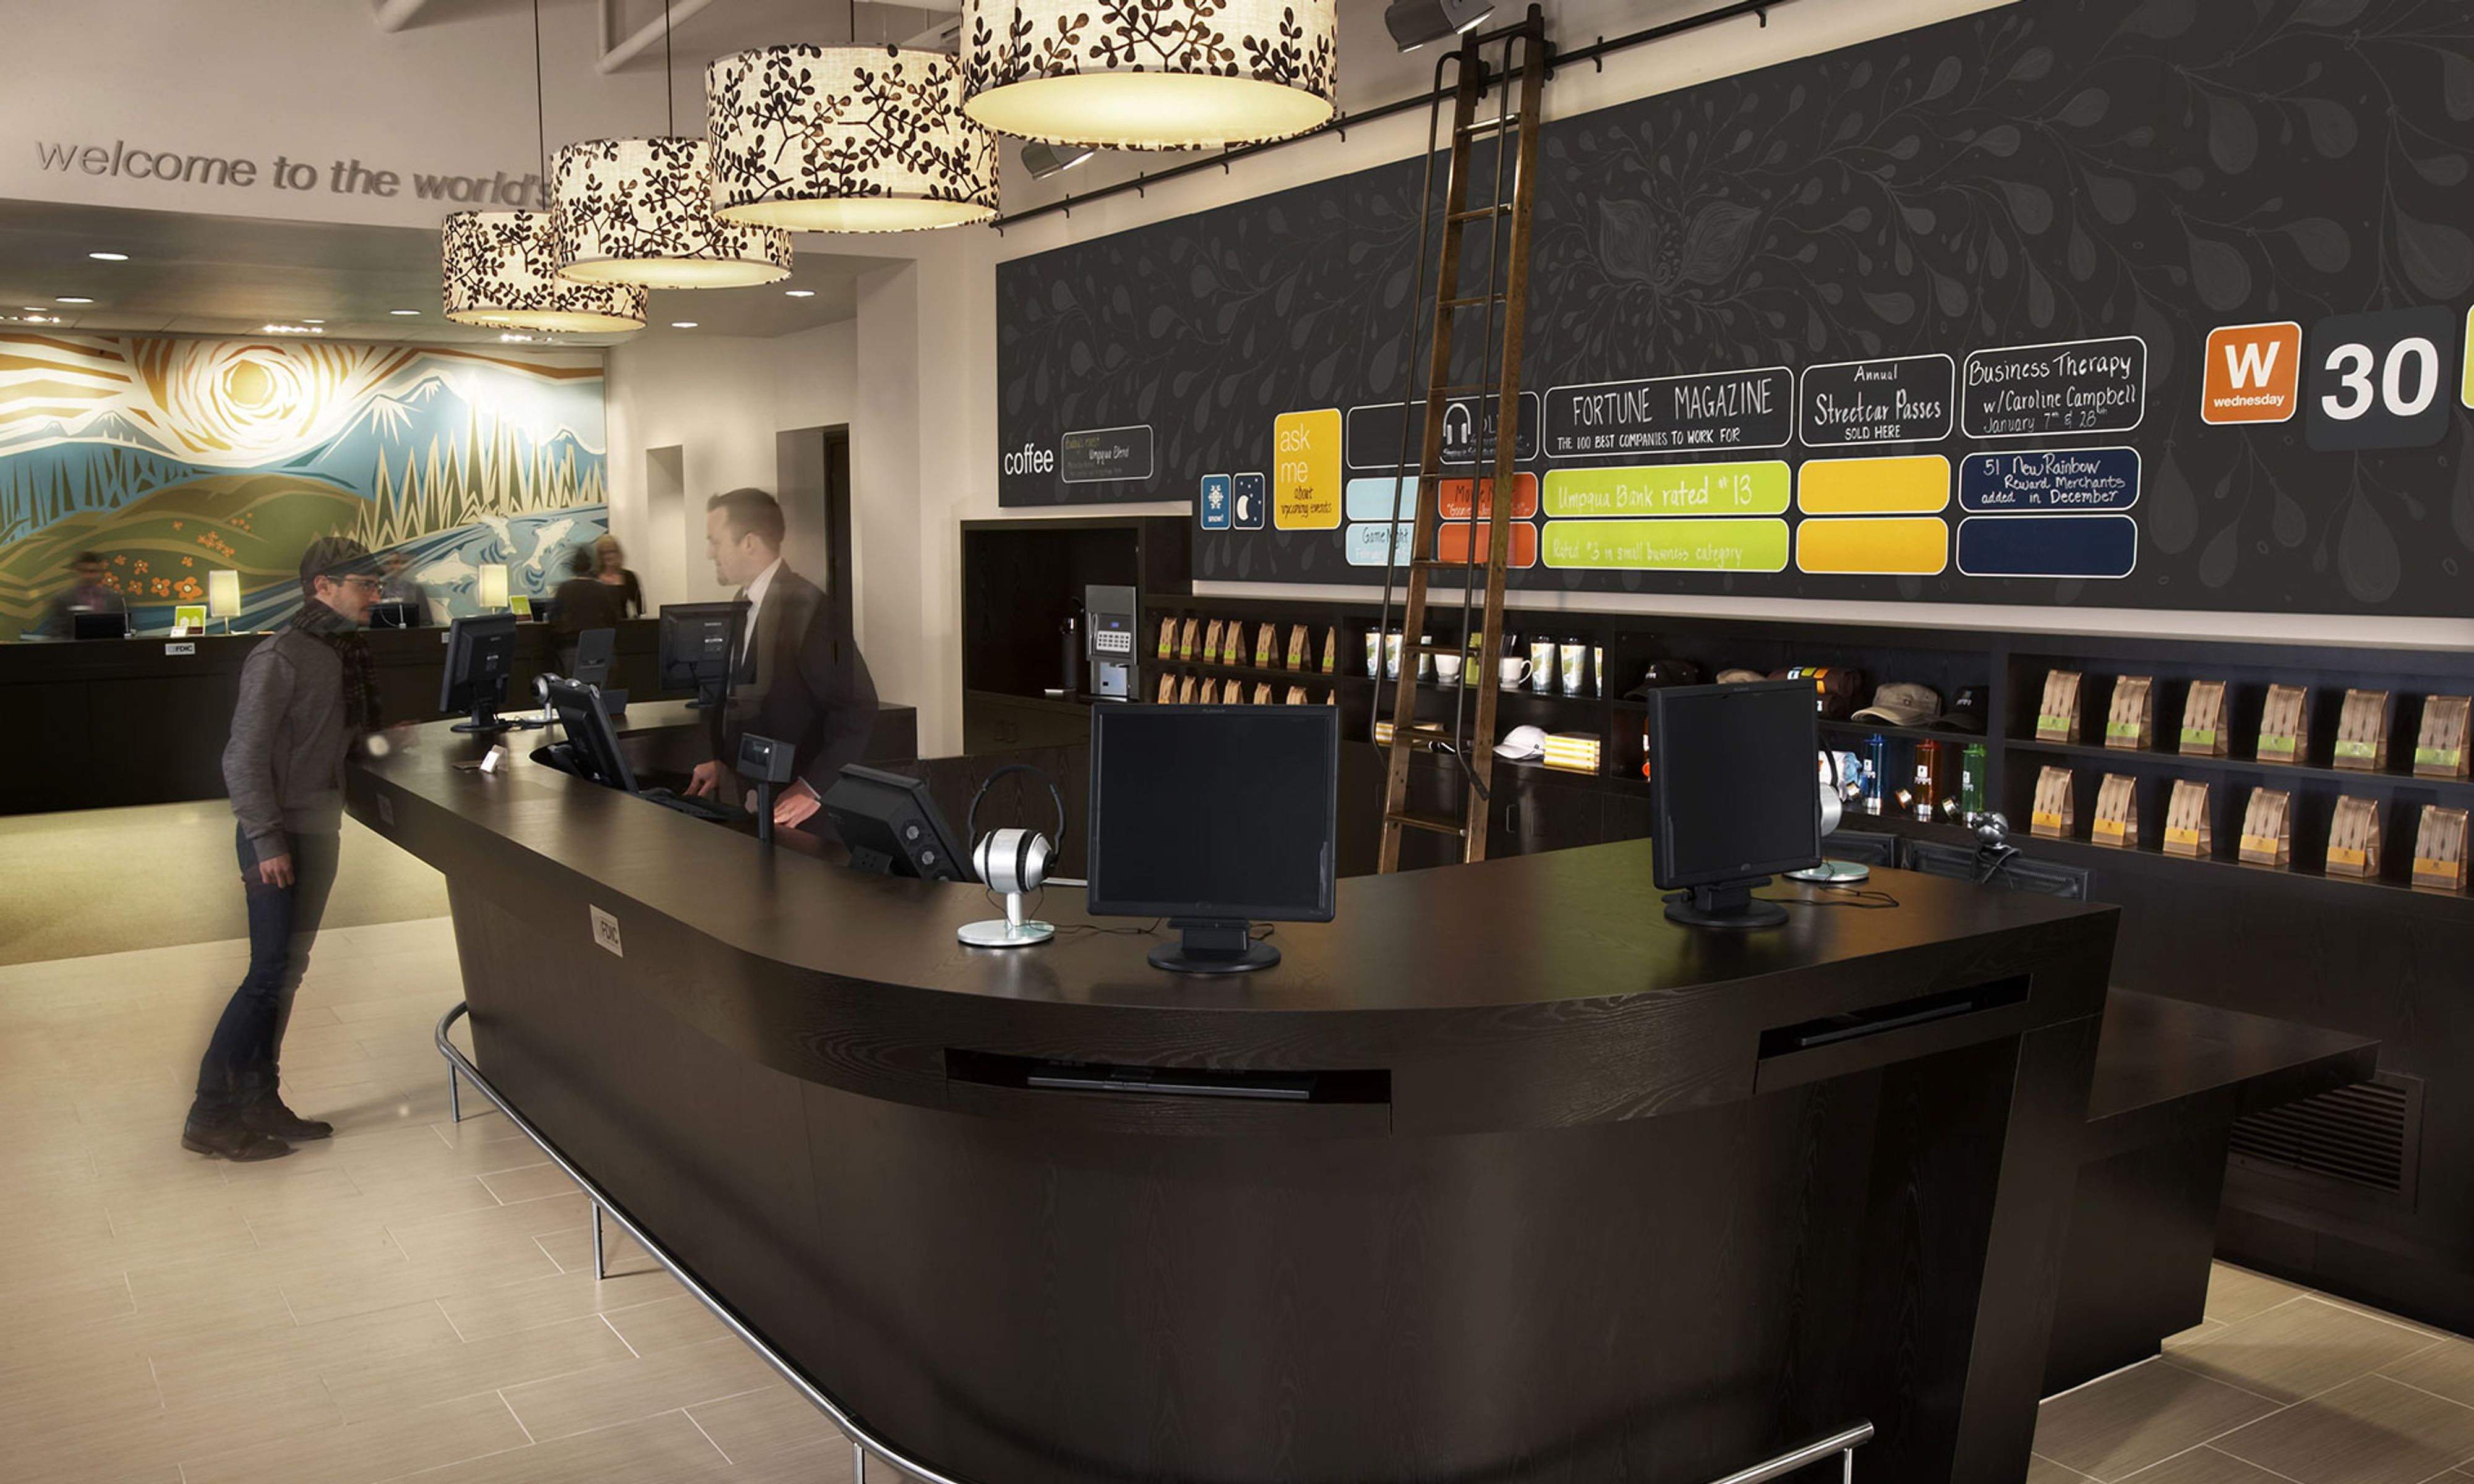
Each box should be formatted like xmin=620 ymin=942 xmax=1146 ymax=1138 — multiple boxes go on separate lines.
xmin=441 ymin=211 xmax=648 ymax=332
xmin=552 ymin=137 xmax=794 ymax=288
xmin=961 ymin=0 xmax=1338 ymax=150
xmin=706 ymin=46 xmax=998 ymax=233
xmin=206 ymin=569 xmax=242 ymax=620
xmin=477 ymin=563 xmax=510 ymax=611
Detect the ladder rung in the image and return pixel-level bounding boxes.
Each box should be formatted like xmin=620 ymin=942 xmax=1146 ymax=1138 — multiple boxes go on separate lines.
xmin=1457 ymin=114 xmax=1522 ymax=138
xmin=1440 ymin=293 xmax=1504 ymax=309
xmin=1410 ymin=642 xmax=1466 ymax=655
xmin=1424 ymin=383 xmax=1492 ymax=398
xmin=1448 ymin=205 xmax=1510 ymax=223
xmin=1385 ymin=811 xmax=1469 ymax=837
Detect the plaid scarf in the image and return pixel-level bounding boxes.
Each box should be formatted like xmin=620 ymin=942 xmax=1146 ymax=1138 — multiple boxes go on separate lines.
xmin=291 ymin=598 xmax=381 ymax=731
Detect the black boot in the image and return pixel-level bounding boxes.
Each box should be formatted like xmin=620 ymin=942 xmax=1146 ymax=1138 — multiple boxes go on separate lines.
xmin=242 ymin=1099 xmax=333 ymax=1141
xmin=181 ymin=1119 xmax=294 ymax=1162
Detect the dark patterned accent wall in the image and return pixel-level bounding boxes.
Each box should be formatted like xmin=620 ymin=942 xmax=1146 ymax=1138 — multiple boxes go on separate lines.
xmin=995 ymin=0 xmax=2474 ymax=616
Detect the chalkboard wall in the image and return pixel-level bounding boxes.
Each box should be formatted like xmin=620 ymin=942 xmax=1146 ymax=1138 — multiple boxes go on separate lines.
xmin=995 ymin=0 xmax=2474 ymax=618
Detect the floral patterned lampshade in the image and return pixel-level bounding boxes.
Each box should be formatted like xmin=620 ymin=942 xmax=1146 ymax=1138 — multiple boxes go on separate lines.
xmin=440 ymin=211 xmax=648 ymax=333
xmin=706 ymin=46 xmax=999 ymax=233
xmin=962 ymin=0 xmax=1338 ymax=150
xmin=551 ymin=137 xmax=794 ymax=289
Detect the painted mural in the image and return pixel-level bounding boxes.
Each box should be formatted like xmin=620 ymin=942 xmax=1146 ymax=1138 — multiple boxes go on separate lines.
xmin=0 ymin=335 xmax=609 ymax=639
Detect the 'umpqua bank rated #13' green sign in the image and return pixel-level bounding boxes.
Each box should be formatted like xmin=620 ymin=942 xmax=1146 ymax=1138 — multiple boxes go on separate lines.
xmin=1541 ymin=461 xmax=1792 ymax=519
xmin=1540 ymin=518 xmax=1792 ymax=572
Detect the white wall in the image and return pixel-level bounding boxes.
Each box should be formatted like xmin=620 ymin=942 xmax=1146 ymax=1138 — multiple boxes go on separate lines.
xmin=604 ymin=318 xmax=856 ymax=607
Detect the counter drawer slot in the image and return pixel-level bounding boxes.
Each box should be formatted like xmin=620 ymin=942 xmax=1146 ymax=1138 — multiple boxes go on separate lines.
xmin=947 ymin=1050 xmax=1389 ymax=1105
xmin=1759 ymin=977 xmax=2031 ymax=1058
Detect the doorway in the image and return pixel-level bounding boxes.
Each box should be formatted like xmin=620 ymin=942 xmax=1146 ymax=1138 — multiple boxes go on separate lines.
xmin=776 ymin=425 xmax=854 ymax=636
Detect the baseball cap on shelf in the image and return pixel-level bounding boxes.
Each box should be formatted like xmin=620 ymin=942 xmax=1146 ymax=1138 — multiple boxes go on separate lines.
xmin=1772 ymin=666 xmax=1866 ymax=719
xmin=1851 ymin=681 xmax=1944 ymax=728
xmin=1493 ymin=725 xmax=1547 ymax=761
xmin=1622 ymin=659 xmax=1708 ymax=698
xmin=1928 ymin=685 xmax=1990 ymax=735
xmin=1715 ymin=667 xmax=1766 ymax=684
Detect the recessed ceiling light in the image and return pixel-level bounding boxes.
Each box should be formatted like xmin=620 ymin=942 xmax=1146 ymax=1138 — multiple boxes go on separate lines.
xmin=389 ymin=309 xmax=421 ymax=316
xmin=670 ymin=321 xmax=698 ymax=328
xmin=87 ymin=251 xmax=129 ymax=262
xmin=302 ymin=318 xmax=324 ymax=325
xmin=784 ymin=289 xmax=815 ymax=298
xmin=56 ymin=296 xmax=93 ymax=304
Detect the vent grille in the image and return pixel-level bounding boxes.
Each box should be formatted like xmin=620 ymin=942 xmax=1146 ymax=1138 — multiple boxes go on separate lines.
xmin=2230 ymin=1072 xmax=2420 ymax=1205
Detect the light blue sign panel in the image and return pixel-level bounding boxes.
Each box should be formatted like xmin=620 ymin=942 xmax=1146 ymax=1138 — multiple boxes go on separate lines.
xmin=1345 ymin=522 xmax=1416 ymax=566
xmin=1345 ymin=475 xmax=1415 ymax=522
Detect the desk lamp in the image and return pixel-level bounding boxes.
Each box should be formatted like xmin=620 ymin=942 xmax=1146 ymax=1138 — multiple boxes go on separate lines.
xmin=207 ymin=569 xmax=242 ymax=634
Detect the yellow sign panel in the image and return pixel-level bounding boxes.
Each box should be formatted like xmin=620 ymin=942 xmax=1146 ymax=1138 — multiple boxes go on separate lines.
xmin=1273 ymin=409 xmax=1342 ymax=531
xmin=1795 ymin=516 xmax=1950 ymax=575
xmin=1797 ymin=455 xmax=1953 ymax=514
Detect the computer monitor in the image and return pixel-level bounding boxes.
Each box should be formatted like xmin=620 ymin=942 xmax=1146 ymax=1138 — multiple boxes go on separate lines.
xmin=542 ymin=677 xmax=638 ymax=793
xmin=821 ymin=765 xmax=974 ymax=882
xmin=439 ymin=613 xmax=524 ymax=735
xmin=71 ymin=611 xmax=130 ymax=641
xmin=571 ymin=626 xmax=616 ymax=689
xmin=1646 ymin=678 xmax=1821 ymax=930
xmin=1087 ymin=704 xmax=1338 ymax=975
xmin=657 ymin=602 xmax=745 ymax=710
xmin=367 ymin=601 xmax=422 ymax=630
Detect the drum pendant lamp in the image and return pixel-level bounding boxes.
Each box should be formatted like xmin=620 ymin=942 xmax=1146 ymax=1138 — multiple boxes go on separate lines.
xmin=440 ymin=1 xmax=647 ymax=331
xmin=706 ymin=44 xmax=998 ymax=232
xmin=961 ymin=0 xmax=1340 ymax=150
xmin=442 ymin=210 xmax=646 ymax=331
xmin=552 ymin=2 xmax=792 ymax=288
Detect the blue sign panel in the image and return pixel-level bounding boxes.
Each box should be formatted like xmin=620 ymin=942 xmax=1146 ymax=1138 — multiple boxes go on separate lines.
xmin=1958 ymin=448 xmax=2141 ymax=513
xmin=1199 ymin=473 xmax=1231 ymax=529
xmin=1956 ymin=514 xmax=2139 ymax=579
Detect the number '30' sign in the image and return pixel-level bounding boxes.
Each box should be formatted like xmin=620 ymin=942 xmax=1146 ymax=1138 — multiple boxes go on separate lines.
xmin=2305 ymin=307 xmax=2460 ymax=453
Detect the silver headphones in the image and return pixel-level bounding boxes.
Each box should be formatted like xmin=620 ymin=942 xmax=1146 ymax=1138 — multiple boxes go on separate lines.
xmin=957 ymin=764 xmax=1066 ymax=949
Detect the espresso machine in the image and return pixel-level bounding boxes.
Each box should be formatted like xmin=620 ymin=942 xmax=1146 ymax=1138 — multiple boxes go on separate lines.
xmin=1084 ymin=584 xmax=1137 ymax=700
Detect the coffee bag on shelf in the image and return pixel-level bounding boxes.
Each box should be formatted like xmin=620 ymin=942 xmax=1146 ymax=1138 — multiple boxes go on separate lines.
xmin=2238 ymin=788 xmax=2292 ymax=867
xmin=2104 ymin=676 xmax=2154 ymax=750
xmin=2036 ymin=671 xmax=2083 ymax=744
xmin=2180 ymin=680 xmax=2230 ymax=757
xmin=2031 ymin=765 xmax=2076 ymax=838
xmin=2326 ymin=796 xmax=2382 ymax=879
xmin=2092 ymin=774 xmax=2138 ymax=847
xmin=2332 ymin=689 xmax=2389 ymax=771
xmin=2163 ymin=780 xmax=2213 ymax=858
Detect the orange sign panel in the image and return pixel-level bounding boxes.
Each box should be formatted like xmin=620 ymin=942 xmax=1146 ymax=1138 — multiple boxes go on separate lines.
xmin=2201 ymin=322 xmax=2301 ymax=425
xmin=1437 ymin=473 xmax=1541 ymax=521
xmin=1433 ymin=519 xmax=1539 ymax=568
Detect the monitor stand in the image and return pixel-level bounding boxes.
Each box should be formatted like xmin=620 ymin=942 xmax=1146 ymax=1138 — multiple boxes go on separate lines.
xmin=1150 ymin=918 xmax=1280 ymax=975
xmin=1662 ymin=880 xmax=1789 ymax=931
xmin=452 ymin=700 xmax=512 ymax=736
xmin=688 ymin=679 xmax=730 ymax=711
xmin=452 ymin=699 xmax=546 ymax=736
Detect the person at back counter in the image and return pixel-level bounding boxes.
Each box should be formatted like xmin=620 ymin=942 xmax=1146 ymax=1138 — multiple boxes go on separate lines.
xmin=551 ymin=545 xmax=621 ymax=674
xmin=36 ymin=550 xmax=125 ymax=637
xmin=685 ymin=488 xmax=877 ymax=835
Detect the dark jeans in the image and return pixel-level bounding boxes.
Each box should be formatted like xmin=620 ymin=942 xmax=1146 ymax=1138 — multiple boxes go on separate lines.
xmin=189 ymin=826 xmax=339 ymax=1123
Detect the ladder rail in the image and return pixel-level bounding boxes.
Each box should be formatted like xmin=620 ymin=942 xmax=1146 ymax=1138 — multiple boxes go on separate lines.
xmin=1379 ymin=5 xmax=1549 ymax=872
xmin=1367 ymin=40 xmax=1462 ymax=750
xmin=1463 ymin=18 xmax=1549 ymax=859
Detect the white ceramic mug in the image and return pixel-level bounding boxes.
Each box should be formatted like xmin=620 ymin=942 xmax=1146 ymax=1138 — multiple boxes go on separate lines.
xmin=1434 ymin=654 xmax=1464 ymax=685
xmin=1499 ymin=657 xmax=1531 ymax=688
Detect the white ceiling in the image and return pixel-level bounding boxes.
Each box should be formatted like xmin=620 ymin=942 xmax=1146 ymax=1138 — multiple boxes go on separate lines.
xmin=0 ymin=197 xmax=902 ymax=346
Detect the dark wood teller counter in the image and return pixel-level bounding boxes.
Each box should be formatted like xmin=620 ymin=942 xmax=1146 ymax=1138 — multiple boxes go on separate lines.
xmin=351 ymin=703 xmax=2131 ymax=1484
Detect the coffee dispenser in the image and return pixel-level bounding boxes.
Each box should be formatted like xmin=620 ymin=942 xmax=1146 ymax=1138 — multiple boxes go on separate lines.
xmin=1084 ymin=584 xmax=1138 ymax=700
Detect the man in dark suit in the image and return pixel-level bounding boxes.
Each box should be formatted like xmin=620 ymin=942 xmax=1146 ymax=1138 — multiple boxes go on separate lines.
xmin=683 ymin=488 xmax=878 ymax=833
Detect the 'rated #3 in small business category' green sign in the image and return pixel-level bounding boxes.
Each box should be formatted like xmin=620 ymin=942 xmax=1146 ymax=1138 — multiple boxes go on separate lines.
xmin=1542 ymin=461 xmax=1792 ymax=518
xmin=1540 ymin=519 xmax=1791 ymax=572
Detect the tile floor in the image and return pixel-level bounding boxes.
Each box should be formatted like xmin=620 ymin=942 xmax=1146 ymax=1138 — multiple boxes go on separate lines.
xmin=3 ymin=905 xmax=2472 ymax=1482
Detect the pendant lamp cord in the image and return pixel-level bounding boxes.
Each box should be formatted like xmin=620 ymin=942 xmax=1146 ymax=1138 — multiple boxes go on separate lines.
xmin=531 ymin=0 xmax=548 ymax=190
xmin=662 ymin=0 xmax=675 ymax=135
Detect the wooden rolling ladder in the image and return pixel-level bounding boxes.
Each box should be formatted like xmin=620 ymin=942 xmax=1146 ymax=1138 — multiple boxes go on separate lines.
xmin=1374 ymin=7 xmax=1549 ymax=872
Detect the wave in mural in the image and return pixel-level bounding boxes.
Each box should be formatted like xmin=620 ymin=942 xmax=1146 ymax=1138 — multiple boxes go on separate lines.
xmin=0 ymin=334 xmax=608 ymax=639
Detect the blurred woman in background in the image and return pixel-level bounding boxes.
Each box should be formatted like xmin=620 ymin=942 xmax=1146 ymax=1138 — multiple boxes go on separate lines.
xmin=594 ymin=534 xmax=643 ymax=619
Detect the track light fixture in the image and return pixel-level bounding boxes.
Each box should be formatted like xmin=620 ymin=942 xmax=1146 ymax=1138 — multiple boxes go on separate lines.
xmin=1020 ymin=140 xmax=1095 ymax=180
xmin=1384 ymin=0 xmax=1493 ymax=52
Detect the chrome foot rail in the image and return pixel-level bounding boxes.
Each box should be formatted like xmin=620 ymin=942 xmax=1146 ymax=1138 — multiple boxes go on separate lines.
xmin=435 ymin=1002 xmax=968 ymax=1484
xmin=439 ymin=1002 xmax=1874 ymax=1484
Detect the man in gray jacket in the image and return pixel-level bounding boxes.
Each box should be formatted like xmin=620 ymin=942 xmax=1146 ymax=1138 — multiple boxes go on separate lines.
xmin=182 ymin=537 xmax=384 ymax=1161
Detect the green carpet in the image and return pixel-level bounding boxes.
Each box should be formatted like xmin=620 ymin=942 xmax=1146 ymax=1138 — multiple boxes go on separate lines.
xmin=0 ymin=803 xmax=447 ymax=966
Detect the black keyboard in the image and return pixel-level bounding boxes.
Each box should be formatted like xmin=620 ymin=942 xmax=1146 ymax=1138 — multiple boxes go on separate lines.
xmin=638 ymin=787 xmax=743 ymax=824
